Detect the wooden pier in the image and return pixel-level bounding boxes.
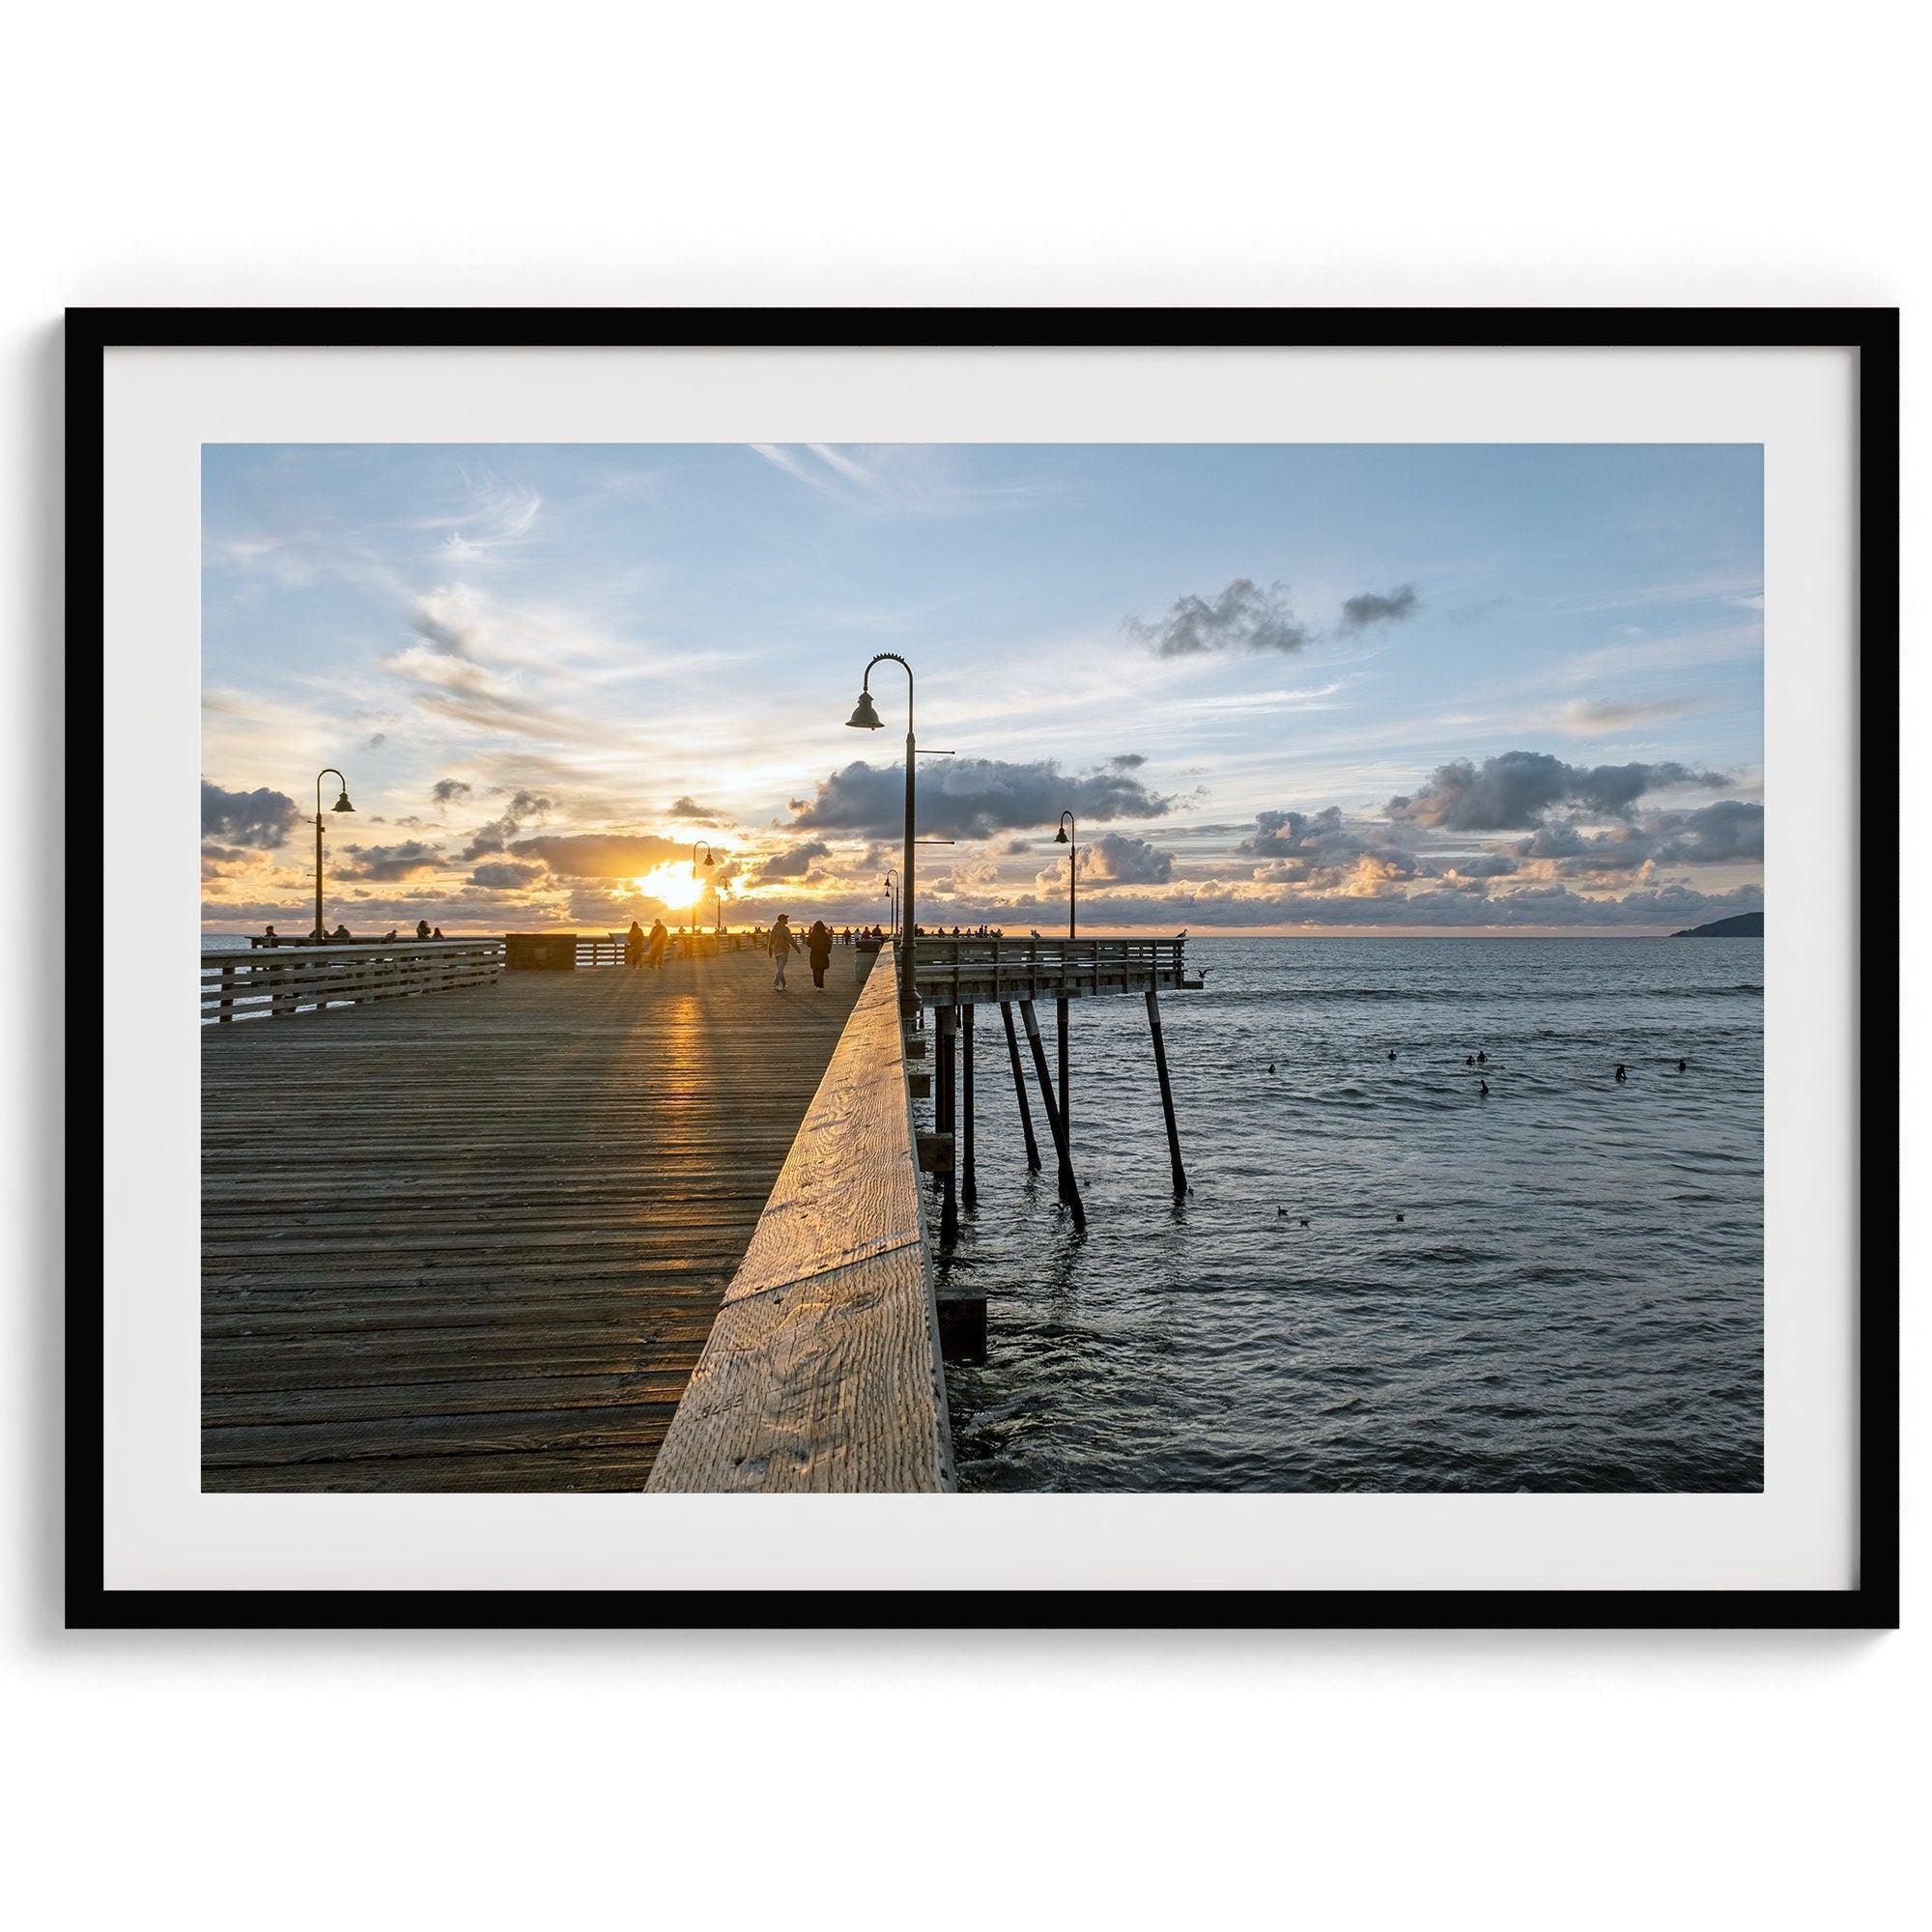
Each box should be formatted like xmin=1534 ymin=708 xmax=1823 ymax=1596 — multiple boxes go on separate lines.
xmin=201 ymin=948 xmax=863 ymax=1490
xmin=199 ymin=927 xmax=1195 ymax=1492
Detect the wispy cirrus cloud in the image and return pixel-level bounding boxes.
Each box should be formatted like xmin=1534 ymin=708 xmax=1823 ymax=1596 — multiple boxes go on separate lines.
xmin=1555 ymin=695 xmax=1701 ymax=735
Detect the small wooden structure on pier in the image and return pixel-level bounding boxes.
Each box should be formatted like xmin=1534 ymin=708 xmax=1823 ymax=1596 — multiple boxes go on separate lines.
xmin=907 ymin=933 xmax=1201 ymax=1237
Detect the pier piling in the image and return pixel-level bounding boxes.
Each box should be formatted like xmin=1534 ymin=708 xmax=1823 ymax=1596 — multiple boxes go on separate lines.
xmin=936 ymin=1006 xmax=959 ymax=1243
xmin=1001 ymin=1001 xmax=1042 ymax=1171
xmin=961 ymin=1003 xmax=977 ymax=1208
xmin=1146 ymin=986 xmax=1187 ymax=1196
xmin=1019 ymin=997 xmax=1085 ymax=1229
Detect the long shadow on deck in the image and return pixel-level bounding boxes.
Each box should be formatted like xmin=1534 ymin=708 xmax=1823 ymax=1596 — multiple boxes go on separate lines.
xmin=200 ymin=952 xmax=866 ymax=1490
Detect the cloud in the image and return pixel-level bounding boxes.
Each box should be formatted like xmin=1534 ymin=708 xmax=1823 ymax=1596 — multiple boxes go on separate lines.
xmin=1234 ymin=807 xmax=1426 ymax=890
xmin=746 ymin=442 xmax=1049 ymax=516
xmin=1124 ymin=579 xmax=1310 ymax=658
xmin=791 ymin=757 xmax=1173 ymax=839
xmin=1338 ymin=583 xmax=1420 ymax=631
xmin=1448 ymin=596 xmax=1506 ymax=623
xmin=201 ymin=781 xmax=300 ymax=850
xmin=469 ymin=860 xmax=547 ymax=890
xmin=1077 ymin=833 xmax=1173 ymax=886
xmin=1238 ymin=807 xmax=1350 ymax=859
xmin=460 ymin=789 xmax=554 ymax=860
xmin=507 ymin=832 xmax=683 ymax=879
xmin=432 ymin=778 xmax=472 ymax=804
xmin=363 ymin=731 xmax=387 ymax=751
xmin=340 ymin=839 xmax=444 ymax=881
xmin=669 ymin=795 xmax=727 ymax=824
xmin=750 ymin=840 xmax=832 ymax=883
xmin=1388 ymin=752 xmax=1729 ymax=831
xmin=1654 ymin=799 xmax=1762 ymax=864
xmin=1556 ymin=696 xmax=1699 ymax=736
xmin=1109 ymin=753 xmax=1148 ymax=769
xmin=1513 ymin=799 xmax=1762 ymax=876
xmin=428 ymin=472 xmax=542 ymax=562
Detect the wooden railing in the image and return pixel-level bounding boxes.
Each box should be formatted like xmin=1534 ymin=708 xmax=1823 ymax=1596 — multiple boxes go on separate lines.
xmin=201 ymin=939 xmax=504 ymax=1023
xmin=575 ymin=930 xmax=751 ymax=966
xmin=909 ymin=932 xmax=1195 ymax=1006
xmin=646 ymin=950 xmax=954 ymax=1492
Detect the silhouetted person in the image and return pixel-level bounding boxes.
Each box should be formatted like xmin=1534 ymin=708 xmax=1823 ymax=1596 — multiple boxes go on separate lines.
xmin=432 ymin=926 xmax=444 ymax=939
xmin=646 ymin=918 xmax=668 ymax=968
xmin=1386 ymin=1049 xmax=1397 ymax=1062
xmin=1678 ymin=1058 xmax=1688 ymax=1072
xmin=416 ymin=919 xmax=431 ymax=940
xmin=1479 ymin=1079 xmax=1490 ymax=1096
xmin=1614 ymin=1064 xmax=1627 ymax=1083
xmin=625 ymin=920 xmax=645 ymax=969
xmin=768 ymin=913 xmax=798 ymax=990
xmin=1267 ymin=1063 xmax=1276 ymax=1074
xmin=262 ymin=924 xmax=278 ymax=947
xmin=807 ymin=919 xmax=833 ymax=990
xmin=1395 ymin=1212 xmax=1405 ymax=1224
xmin=1465 ymin=1054 xmax=1474 ymax=1065
xmin=1477 ymin=1050 xmax=1487 ymax=1065
xmin=331 ymin=923 xmax=352 ymax=942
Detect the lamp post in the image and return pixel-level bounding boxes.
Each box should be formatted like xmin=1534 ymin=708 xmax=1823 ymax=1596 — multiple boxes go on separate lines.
xmin=313 ymin=768 xmax=355 ymax=939
xmin=883 ymin=867 xmax=899 ymax=939
xmin=1053 ymin=811 xmax=1076 ymax=1148
xmin=846 ymin=653 xmax=916 ymax=1018
xmin=689 ymin=839 xmax=715 ymax=936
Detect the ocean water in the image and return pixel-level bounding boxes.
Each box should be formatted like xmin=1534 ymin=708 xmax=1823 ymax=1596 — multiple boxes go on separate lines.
xmin=935 ymin=936 xmax=1763 ymax=1493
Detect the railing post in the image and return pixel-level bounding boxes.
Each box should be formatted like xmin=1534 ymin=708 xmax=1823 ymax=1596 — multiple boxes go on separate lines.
xmin=217 ymin=961 xmax=235 ymax=1023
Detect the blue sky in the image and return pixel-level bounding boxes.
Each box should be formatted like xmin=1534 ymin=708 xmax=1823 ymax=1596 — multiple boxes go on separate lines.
xmin=201 ymin=442 xmax=1763 ymax=934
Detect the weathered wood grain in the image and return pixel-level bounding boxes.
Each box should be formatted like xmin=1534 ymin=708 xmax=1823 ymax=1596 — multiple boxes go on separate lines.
xmin=201 ymin=952 xmax=863 ymax=1490
xmin=645 ymin=958 xmax=954 ymax=1493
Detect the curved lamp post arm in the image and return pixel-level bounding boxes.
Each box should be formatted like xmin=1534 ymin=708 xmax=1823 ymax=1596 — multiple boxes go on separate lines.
xmin=861 ymin=652 xmax=913 ymax=731
xmin=1058 ymin=810 xmax=1077 ymax=941
xmin=690 ymin=839 xmax=715 ymax=932
xmin=314 ymin=769 xmax=351 ymax=938
xmin=850 ymin=654 xmax=916 ymax=1014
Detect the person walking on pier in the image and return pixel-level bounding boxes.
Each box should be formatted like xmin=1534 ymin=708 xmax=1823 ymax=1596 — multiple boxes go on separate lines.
xmin=807 ymin=918 xmax=833 ymax=990
xmin=645 ymin=917 xmax=668 ymax=969
xmin=768 ymin=913 xmax=798 ymax=990
xmin=625 ymin=919 xmax=645 ymax=969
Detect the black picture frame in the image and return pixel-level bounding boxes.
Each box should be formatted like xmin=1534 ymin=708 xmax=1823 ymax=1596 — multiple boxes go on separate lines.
xmin=69 ymin=306 xmax=1899 ymax=1632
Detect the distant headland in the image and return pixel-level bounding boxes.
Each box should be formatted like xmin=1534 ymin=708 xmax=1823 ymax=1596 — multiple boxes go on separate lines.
xmin=1669 ymin=911 xmax=1763 ymax=938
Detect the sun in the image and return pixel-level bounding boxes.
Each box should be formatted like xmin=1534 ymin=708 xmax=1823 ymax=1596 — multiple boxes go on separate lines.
xmin=633 ymin=863 xmax=702 ymax=908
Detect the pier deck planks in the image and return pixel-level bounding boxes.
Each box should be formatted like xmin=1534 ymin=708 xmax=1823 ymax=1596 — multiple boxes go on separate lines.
xmin=646 ymin=957 xmax=954 ymax=1493
xmin=200 ymin=952 xmax=864 ymax=1491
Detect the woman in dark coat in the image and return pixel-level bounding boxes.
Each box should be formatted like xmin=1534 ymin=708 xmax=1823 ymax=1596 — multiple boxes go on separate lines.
xmin=624 ymin=920 xmax=645 ymax=969
xmin=807 ymin=918 xmax=833 ymax=989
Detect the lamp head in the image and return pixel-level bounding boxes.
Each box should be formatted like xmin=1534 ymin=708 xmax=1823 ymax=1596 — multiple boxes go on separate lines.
xmin=1054 ymin=824 xmax=1069 ymax=844
xmin=331 ymin=790 xmax=355 ymax=813
xmin=845 ymin=689 xmax=883 ymax=729
xmin=702 ymin=850 xmax=715 ymax=867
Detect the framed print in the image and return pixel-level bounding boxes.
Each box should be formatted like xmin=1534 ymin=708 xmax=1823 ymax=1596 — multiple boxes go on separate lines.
xmin=71 ymin=307 xmax=1898 ymax=1628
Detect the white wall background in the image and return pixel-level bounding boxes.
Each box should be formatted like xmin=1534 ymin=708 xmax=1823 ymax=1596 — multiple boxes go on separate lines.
xmin=3 ymin=4 xmax=1918 ymax=1925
